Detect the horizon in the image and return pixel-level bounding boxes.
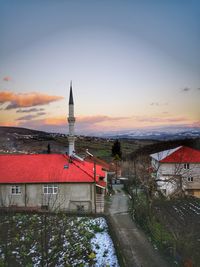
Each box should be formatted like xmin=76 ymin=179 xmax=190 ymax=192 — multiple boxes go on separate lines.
xmin=1 ymin=124 xmax=200 ymax=138
xmin=0 ymin=0 xmax=200 ymax=134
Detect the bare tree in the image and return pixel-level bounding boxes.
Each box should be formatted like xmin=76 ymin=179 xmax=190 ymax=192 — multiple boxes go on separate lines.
xmin=151 ymin=150 xmax=198 ymax=198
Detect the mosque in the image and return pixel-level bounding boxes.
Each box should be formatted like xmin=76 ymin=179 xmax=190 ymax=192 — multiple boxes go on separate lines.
xmin=0 ymin=83 xmax=106 ymax=213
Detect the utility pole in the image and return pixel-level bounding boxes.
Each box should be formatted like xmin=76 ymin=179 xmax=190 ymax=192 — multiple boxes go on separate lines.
xmin=86 ymin=149 xmax=97 ymax=214
xmin=94 ymin=160 xmax=97 ymax=214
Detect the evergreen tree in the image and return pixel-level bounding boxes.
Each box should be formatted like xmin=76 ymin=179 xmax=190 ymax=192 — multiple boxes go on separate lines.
xmin=47 ymin=143 xmax=51 ymax=154
xmin=111 ymin=139 xmax=122 ymax=159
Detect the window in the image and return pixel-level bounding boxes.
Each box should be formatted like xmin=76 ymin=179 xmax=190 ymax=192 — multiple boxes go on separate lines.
xmin=43 ymin=184 xmax=58 ymax=194
xmin=11 ymin=185 xmax=21 ymax=195
xmin=188 ymin=177 xmax=193 ymax=182
xmin=184 ymin=163 xmax=190 ymax=169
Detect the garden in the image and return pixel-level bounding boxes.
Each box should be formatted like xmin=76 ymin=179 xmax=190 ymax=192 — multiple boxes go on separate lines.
xmin=0 ymin=213 xmax=119 ymax=267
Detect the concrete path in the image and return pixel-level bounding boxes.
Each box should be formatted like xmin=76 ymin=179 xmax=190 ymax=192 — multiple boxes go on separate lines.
xmin=106 ymin=185 xmax=170 ymax=267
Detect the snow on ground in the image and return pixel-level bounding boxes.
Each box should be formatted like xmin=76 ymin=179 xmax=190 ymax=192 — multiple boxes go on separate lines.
xmin=0 ymin=215 xmax=119 ymax=266
xmin=90 ymin=217 xmax=119 ymax=267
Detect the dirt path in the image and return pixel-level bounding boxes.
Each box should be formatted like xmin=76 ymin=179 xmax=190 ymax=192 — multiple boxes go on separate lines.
xmin=106 ymin=184 xmax=170 ymax=267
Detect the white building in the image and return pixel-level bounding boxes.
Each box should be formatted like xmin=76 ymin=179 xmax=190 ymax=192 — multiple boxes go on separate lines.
xmin=150 ymin=146 xmax=200 ymax=198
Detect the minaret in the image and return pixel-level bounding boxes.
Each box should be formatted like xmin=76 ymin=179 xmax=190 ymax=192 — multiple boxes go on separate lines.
xmin=68 ymin=81 xmax=76 ymax=156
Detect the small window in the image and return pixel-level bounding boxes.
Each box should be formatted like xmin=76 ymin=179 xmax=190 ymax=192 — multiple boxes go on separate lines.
xmin=43 ymin=184 xmax=58 ymax=194
xmin=11 ymin=185 xmax=21 ymax=195
xmin=184 ymin=163 xmax=190 ymax=169
xmin=188 ymin=177 xmax=193 ymax=182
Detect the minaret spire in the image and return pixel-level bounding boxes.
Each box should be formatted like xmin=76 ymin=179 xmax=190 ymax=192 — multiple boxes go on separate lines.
xmin=67 ymin=81 xmax=76 ymax=156
xmin=69 ymin=81 xmax=74 ymax=105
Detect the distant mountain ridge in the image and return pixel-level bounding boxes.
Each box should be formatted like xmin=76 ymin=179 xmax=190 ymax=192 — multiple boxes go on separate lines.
xmin=93 ymin=126 xmax=200 ymax=140
xmin=1 ymin=125 xmax=200 ymax=141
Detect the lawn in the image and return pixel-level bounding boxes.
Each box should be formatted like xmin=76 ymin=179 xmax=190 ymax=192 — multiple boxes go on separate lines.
xmin=0 ymin=213 xmax=119 ymax=267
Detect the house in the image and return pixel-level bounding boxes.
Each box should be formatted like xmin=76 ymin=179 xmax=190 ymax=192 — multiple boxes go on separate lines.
xmin=84 ymin=152 xmax=118 ymax=191
xmin=0 ymin=154 xmax=106 ymax=212
xmin=0 ymin=82 xmax=107 ymax=212
xmin=150 ymin=146 xmax=200 ymax=198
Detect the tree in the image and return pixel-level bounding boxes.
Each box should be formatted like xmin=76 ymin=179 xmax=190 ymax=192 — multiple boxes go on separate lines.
xmin=111 ymin=139 xmax=122 ymax=159
xmin=47 ymin=143 xmax=51 ymax=154
xmin=122 ymin=158 xmax=139 ymax=196
xmin=151 ymin=150 xmax=197 ymax=198
xmin=122 ymin=153 xmax=158 ymax=216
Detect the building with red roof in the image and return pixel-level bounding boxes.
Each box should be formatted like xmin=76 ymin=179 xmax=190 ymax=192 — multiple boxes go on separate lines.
xmin=150 ymin=146 xmax=200 ymax=198
xmin=0 ymin=153 xmax=106 ymax=212
xmin=0 ymin=84 xmax=106 ymax=212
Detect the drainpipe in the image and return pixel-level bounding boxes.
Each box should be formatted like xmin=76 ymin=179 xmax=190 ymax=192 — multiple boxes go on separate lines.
xmin=24 ymin=184 xmax=27 ymax=207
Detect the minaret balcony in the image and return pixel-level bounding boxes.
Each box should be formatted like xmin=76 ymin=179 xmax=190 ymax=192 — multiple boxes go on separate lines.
xmin=68 ymin=117 xmax=76 ymax=123
xmin=68 ymin=135 xmax=76 ymax=141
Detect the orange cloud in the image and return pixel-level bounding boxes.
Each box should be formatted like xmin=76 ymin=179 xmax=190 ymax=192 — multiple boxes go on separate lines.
xmin=0 ymin=91 xmax=14 ymax=102
xmin=40 ymin=115 xmax=128 ymax=126
xmin=44 ymin=117 xmax=66 ymax=125
xmin=0 ymin=91 xmax=64 ymax=109
xmin=16 ymin=114 xmax=192 ymax=127
xmin=0 ymin=121 xmax=19 ymax=127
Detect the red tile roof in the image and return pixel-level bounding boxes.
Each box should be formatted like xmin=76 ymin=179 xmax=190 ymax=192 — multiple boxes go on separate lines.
xmin=0 ymin=154 xmax=106 ymax=187
xmin=160 ymin=146 xmax=200 ymax=163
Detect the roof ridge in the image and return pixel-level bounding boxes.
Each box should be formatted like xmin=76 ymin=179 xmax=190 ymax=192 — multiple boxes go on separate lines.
xmin=150 ymin=146 xmax=182 ymax=161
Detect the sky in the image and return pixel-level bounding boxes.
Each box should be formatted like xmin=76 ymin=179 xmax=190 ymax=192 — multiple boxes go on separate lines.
xmin=0 ymin=0 xmax=200 ymax=134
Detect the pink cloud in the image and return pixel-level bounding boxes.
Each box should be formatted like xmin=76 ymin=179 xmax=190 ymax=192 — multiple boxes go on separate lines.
xmin=12 ymin=114 xmax=196 ymax=134
xmin=77 ymin=115 xmax=129 ymax=124
xmin=3 ymin=76 xmax=12 ymax=82
xmin=17 ymin=112 xmax=46 ymax=121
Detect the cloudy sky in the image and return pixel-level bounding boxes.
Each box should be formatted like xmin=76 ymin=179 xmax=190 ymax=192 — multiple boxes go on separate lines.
xmin=0 ymin=0 xmax=200 ymax=134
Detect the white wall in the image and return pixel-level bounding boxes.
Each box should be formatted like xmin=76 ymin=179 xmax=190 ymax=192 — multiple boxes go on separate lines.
xmin=0 ymin=183 xmax=95 ymax=212
xmin=151 ymin=159 xmax=200 ymax=196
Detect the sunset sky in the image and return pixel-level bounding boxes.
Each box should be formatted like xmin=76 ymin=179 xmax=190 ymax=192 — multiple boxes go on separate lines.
xmin=0 ymin=0 xmax=200 ymax=134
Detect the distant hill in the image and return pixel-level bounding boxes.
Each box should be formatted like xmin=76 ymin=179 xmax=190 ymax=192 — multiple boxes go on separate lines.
xmin=0 ymin=126 xmax=157 ymax=161
xmin=1 ymin=126 xmax=199 ymax=161
xmin=0 ymin=126 xmax=59 ymax=155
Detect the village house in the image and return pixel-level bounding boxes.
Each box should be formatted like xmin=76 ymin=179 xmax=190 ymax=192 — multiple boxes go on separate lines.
xmin=0 ymin=154 xmax=106 ymax=212
xmin=0 ymin=83 xmax=107 ymax=212
xmin=150 ymin=146 xmax=200 ymax=198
